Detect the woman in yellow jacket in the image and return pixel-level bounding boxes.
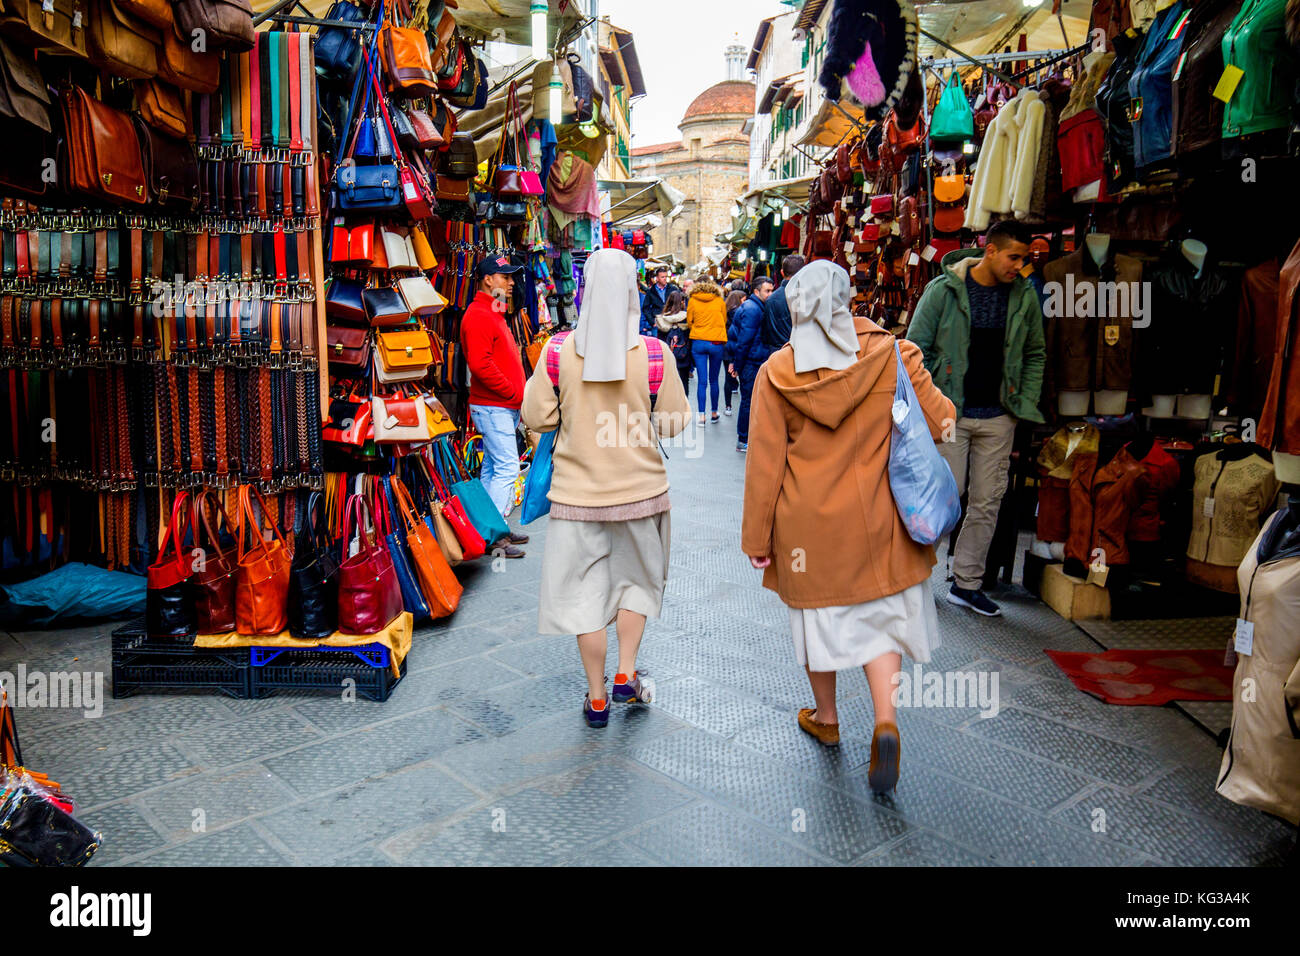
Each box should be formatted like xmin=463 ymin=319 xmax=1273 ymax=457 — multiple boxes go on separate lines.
xmin=686 ymin=277 xmax=728 ymax=424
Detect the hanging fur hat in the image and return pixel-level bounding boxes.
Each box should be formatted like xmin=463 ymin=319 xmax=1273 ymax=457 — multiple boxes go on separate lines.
xmin=818 ymin=0 xmax=919 ymax=121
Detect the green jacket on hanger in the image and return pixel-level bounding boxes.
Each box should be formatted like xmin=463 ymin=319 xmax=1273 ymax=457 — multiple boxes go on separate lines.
xmin=1221 ymin=0 xmax=1297 ymax=138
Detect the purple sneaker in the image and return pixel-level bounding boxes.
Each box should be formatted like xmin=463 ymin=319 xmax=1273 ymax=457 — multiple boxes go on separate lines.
xmin=583 ymin=692 xmax=609 ymax=728
xmin=612 ymin=671 xmax=654 ymax=704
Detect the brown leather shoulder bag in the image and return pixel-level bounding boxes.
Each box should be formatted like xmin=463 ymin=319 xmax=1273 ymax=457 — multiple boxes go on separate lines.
xmin=190 ymin=490 xmax=238 ymax=634
xmin=132 ymin=114 xmax=200 ymax=210
xmin=87 ymin=0 xmax=161 ymax=80
xmin=0 ymin=0 xmax=88 ymax=58
xmin=61 ymin=87 xmax=149 ymax=205
xmin=235 ymin=484 xmax=293 ymax=636
xmin=158 ymin=19 xmax=220 ymax=93
xmin=136 ymin=78 xmax=189 ymax=138
xmin=172 ymin=0 xmax=254 ymax=52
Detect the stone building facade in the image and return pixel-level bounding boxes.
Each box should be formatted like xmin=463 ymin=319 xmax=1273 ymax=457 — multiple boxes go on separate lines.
xmin=630 ymin=46 xmax=754 ymax=273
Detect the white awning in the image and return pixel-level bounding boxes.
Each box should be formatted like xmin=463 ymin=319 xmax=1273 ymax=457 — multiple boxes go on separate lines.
xmin=599 ymin=178 xmax=686 ymax=225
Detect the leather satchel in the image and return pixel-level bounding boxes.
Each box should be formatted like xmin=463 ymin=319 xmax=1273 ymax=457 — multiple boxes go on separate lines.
xmin=87 ymin=0 xmax=162 ymax=80
xmin=0 ymin=0 xmax=88 ymax=59
xmin=382 ymin=3 xmax=438 ymax=98
xmin=61 ymin=87 xmax=149 ymax=206
xmin=147 ymin=490 xmax=194 ymax=639
xmin=372 ymin=393 xmax=432 ymax=442
xmin=335 ymin=160 xmax=405 ymax=213
xmin=326 ymin=321 xmax=371 ymax=374
xmin=439 ymin=133 xmax=477 ymax=176
xmin=136 ymin=79 xmax=188 ymax=138
xmin=375 ymin=327 xmax=433 ymax=383
xmin=158 ymin=19 xmax=220 ymax=93
xmin=235 ymin=484 xmax=293 ymax=637
xmin=172 ymin=0 xmax=254 ymax=52
xmin=133 ymin=115 xmax=200 ymax=210
xmin=325 ymin=278 xmax=368 ymax=324
xmin=434 ymin=175 xmax=470 ymax=202
xmin=0 ymin=38 xmax=53 ymax=133
xmin=288 ymin=491 xmax=340 ymax=641
xmin=190 ymin=490 xmax=238 ymax=634
xmin=119 ymin=0 xmax=172 ymax=28
xmin=337 ymin=494 xmax=403 ymax=635
xmin=390 ymin=476 xmax=461 ymax=619
xmin=364 ymin=286 xmax=413 ymax=327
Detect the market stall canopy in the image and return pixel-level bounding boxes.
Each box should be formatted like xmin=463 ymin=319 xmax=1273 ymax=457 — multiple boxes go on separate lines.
xmin=460 ymin=59 xmax=615 ymax=165
xmin=600 ymin=178 xmax=685 ymax=226
xmin=797 ymin=96 xmax=865 ymax=149
xmin=252 ymin=0 xmax=585 ymax=44
xmin=916 ymin=0 xmax=1088 ymax=62
xmin=744 ymin=174 xmax=814 ymax=209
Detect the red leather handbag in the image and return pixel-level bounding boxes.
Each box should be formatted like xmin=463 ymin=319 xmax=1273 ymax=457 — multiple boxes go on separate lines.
xmin=235 ymin=485 xmax=293 ymax=636
xmin=190 ymin=490 xmax=239 ymax=634
xmin=870 ymin=194 xmax=895 ymax=218
xmin=337 ymin=493 xmax=404 ymax=634
xmin=427 ymin=456 xmax=485 ymax=560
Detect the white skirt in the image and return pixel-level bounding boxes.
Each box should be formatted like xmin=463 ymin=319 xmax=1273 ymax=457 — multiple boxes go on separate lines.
xmin=789 ymin=580 xmax=940 ymax=672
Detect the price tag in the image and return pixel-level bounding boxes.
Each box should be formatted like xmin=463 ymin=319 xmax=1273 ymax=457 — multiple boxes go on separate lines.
xmin=1086 ymin=564 xmax=1110 ymax=588
xmin=42 ymin=0 xmax=53 ymax=11
xmin=72 ymin=8 xmax=81 ymax=27
xmin=920 ymin=244 xmax=937 ymax=261
xmin=1019 ymin=264 xmax=1034 ymax=278
xmin=908 ymin=251 xmax=920 ymax=266
xmin=1233 ymin=618 xmax=1254 ymax=656
xmin=1212 ymin=65 xmax=1245 ymax=103
xmin=1203 ymin=497 xmax=1216 ymax=517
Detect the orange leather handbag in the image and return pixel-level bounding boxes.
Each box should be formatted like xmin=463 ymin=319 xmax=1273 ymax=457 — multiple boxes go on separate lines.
xmin=391 ymin=476 xmax=462 ymax=618
xmin=235 ymin=485 xmax=293 ymax=636
xmin=381 ymin=3 xmax=438 ymax=98
xmin=60 ymin=87 xmax=150 ymax=206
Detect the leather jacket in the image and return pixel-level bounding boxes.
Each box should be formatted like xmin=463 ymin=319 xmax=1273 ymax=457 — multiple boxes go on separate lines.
xmin=1258 ymin=238 xmax=1300 ymax=454
xmin=1066 ymin=448 xmax=1147 ymax=567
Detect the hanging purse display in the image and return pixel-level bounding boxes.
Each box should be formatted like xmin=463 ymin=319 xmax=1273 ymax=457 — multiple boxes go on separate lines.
xmin=190 ymin=491 xmax=238 ymax=634
xmin=390 ymin=476 xmax=462 ymax=619
xmin=234 ymin=484 xmax=293 ymax=637
xmin=288 ymin=491 xmax=340 ymax=641
xmin=375 ymin=327 xmax=433 ymax=383
xmin=146 ymin=491 xmax=194 ymax=639
xmin=337 ymin=493 xmax=403 ymax=635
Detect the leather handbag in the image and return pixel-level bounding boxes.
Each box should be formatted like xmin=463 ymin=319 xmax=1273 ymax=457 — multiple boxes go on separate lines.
xmin=933 ymin=203 xmax=965 ymax=235
xmin=425 ymin=456 xmax=484 ymax=561
xmin=189 ymin=490 xmax=238 ymax=634
xmin=476 ymin=198 xmax=527 ymax=224
xmin=119 ymin=0 xmax=172 ymax=28
xmin=427 ymin=7 xmax=457 ymax=73
xmin=288 ymin=491 xmax=340 ymax=641
xmin=0 ymin=0 xmax=88 ymax=58
xmin=135 ymin=79 xmax=188 ymax=138
xmin=316 ymin=0 xmax=367 ymax=86
xmin=326 ymin=278 xmax=368 ymax=324
xmin=324 ymin=393 xmax=374 ymax=445
xmin=436 ymin=38 xmax=466 ymax=90
xmin=337 ymin=493 xmax=403 ymax=635
xmin=0 ymin=39 xmax=53 ymax=133
xmin=424 ymin=396 xmax=456 ymax=438
xmin=898 ymin=195 xmax=921 ymax=247
xmin=406 ymin=105 xmax=444 ymax=148
xmin=172 ymin=0 xmax=254 ymax=51
xmin=401 ymin=163 xmax=433 ymax=220
xmin=87 ymin=0 xmax=162 ymax=80
xmin=933 ymin=173 xmax=966 ymax=204
xmin=158 ymin=19 xmax=220 ymax=93
xmin=381 ymin=227 xmax=418 ymax=270
xmin=375 ymin=327 xmax=433 ymax=383
xmin=439 ymin=133 xmax=477 ymax=176
xmin=132 ymin=115 xmax=200 ymax=210
xmin=61 ymin=87 xmax=149 ymax=206
xmin=397 ymin=274 xmax=446 ymax=316
xmin=374 ymin=478 xmax=431 ymax=621
xmin=390 ymin=476 xmax=462 ymax=618
xmin=335 ymin=160 xmax=405 ymax=213
xmin=147 ymin=491 xmax=194 ymax=639
xmin=331 ymin=221 xmax=375 ymax=266
xmin=428 ymin=498 xmax=464 ymax=566
xmin=234 ymin=484 xmax=293 ymax=636
xmin=382 ymin=0 xmax=438 ymax=98
xmin=326 ymin=321 xmax=371 ymax=374
xmin=410 ymin=225 xmax=438 ymax=271
xmin=363 ymin=286 xmax=412 ymax=327
xmin=870 ymin=194 xmax=895 ymax=218
xmin=372 ymin=392 xmax=432 ymax=442
xmin=437 ymin=438 xmax=510 ymax=546
xmin=435 ymin=176 xmax=470 ymax=202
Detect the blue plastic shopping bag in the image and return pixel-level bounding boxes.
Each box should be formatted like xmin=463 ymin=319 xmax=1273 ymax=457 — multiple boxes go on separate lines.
xmin=520 ymin=429 xmax=556 ymax=525
xmin=888 ymin=341 xmax=962 ymax=545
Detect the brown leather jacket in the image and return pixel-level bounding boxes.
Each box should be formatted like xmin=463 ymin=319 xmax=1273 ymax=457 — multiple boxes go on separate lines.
xmin=1065 ymin=448 xmax=1146 ymax=567
xmin=1259 ymin=238 xmax=1300 ymax=455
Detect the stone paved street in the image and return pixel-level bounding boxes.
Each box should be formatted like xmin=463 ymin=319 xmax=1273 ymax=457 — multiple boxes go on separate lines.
xmin=4 ymin=413 xmax=1295 ymax=866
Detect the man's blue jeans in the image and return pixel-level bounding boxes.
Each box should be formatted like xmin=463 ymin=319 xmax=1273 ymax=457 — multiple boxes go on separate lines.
xmin=470 ymin=404 xmax=521 ymax=519
xmin=737 ymin=363 xmax=759 ymax=443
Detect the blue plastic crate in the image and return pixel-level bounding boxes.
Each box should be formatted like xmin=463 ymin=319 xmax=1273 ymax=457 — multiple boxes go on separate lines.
xmin=250 ymin=643 xmax=390 ymax=669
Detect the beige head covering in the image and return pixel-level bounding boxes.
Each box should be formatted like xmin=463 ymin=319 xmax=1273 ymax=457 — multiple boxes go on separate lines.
xmin=573 ymin=248 xmax=641 ymax=382
xmin=787 ymin=260 xmax=859 ymax=373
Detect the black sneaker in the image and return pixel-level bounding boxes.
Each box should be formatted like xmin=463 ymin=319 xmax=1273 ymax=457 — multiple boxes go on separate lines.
xmin=947 ymin=586 xmax=1002 ymax=617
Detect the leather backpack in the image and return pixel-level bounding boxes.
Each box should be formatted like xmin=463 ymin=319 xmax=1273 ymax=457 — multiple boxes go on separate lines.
xmin=172 ymin=0 xmax=254 ymax=52
xmin=87 ymin=0 xmax=162 ymax=80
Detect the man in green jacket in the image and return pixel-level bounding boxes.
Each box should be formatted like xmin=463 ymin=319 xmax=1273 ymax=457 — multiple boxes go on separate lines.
xmin=906 ymin=220 xmax=1046 ymax=617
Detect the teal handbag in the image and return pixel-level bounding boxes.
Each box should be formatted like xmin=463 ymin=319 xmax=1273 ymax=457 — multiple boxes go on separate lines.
xmin=930 ymin=72 xmax=974 ymax=142
xmin=437 ymin=439 xmax=510 ymax=547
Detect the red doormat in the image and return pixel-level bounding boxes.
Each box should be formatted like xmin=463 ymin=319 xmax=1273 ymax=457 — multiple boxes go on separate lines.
xmin=1044 ymin=649 xmax=1234 ymax=705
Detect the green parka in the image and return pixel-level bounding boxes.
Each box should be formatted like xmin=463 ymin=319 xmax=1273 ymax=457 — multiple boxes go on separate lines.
xmin=905 ymin=248 xmax=1047 ymax=423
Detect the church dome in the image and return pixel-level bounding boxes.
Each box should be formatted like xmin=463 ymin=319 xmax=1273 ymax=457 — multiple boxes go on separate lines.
xmin=681 ymin=80 xmax=755 ymax=123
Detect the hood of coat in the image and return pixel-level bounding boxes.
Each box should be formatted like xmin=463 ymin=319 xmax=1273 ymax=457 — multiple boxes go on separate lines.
xmin=656 ymin=310 xmax=688 ymax=331
xmin=690 ymin=280 xmax=722 ymax=301
xmin=937 ymin=246 xmax=1034 ymax=297
xmin=763 ymin=318 xmax=901 ymax=429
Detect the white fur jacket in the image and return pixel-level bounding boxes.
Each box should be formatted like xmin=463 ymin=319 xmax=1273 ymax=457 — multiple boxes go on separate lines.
xmin=964 ymin=89 xmax=1046 ymax=230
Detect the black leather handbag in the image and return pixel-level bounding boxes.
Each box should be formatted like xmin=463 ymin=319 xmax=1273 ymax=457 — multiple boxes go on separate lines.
xmin=146 ymin=490 xmax=194 ymax=640
xmin=288 ymin=492 xmax=340 ymax=641
xmin=315 ymin=0 xmax=366 ymax=86
xmin=439 ymin=133 xmax=477 ymax=177
xmin=325 ymin=277 xmax=367 ymax=323
xmin=363 ymin=286 xmax=412 ymax=327
xmin=476 ymin=198 xmax=528 ymax=224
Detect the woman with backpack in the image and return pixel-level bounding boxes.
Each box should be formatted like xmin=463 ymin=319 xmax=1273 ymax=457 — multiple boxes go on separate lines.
xmin=656 ymin=289 xmax=693 ymax=385
xmin=741 ymin=260 xmax=955 ymax=793
xmin=521 ymin=249 xmax=691 ymax=728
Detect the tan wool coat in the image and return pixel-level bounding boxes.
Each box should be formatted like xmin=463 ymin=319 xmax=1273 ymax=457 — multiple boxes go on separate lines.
xmin=742 ymin=316 xmax=956 ymax=608
xmin=520 ymin=334 xmax=691 ymax=508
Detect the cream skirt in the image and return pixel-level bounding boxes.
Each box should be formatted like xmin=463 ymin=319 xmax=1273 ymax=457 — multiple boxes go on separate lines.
xmin=789 ymin=580 xmax=940 ymax=672
xmin=538 ymin=512 xmax=671 ymax=635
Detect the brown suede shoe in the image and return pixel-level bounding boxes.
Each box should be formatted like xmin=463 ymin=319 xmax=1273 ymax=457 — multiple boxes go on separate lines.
xmin=797 ymin=708 xmax=840 ymax=746
xmin=868 ymin=722 xmax=901 ymax=793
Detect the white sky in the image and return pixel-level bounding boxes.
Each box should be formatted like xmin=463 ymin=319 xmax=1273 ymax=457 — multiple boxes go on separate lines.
xmin=598 ymin=0 xmax=792 ymax=147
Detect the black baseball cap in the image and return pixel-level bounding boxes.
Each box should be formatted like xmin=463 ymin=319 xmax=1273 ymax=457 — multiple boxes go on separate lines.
xmin=477 ymin=254 xmax=523 ymax=278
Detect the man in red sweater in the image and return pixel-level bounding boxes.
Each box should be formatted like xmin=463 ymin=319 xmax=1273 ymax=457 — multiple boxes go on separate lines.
xmin=461 ymin=255 xmax=529 ymax=557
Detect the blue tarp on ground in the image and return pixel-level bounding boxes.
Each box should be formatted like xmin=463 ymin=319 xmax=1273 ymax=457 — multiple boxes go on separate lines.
xmin=0 ymin=563 xmax=145 ymax=628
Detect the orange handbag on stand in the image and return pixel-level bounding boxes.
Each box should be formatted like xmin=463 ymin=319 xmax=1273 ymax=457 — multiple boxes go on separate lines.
xmin=235 ymin=485 xmax=293 ymax=636
xmin=391 ymin=476 xmax=462 ymax=617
